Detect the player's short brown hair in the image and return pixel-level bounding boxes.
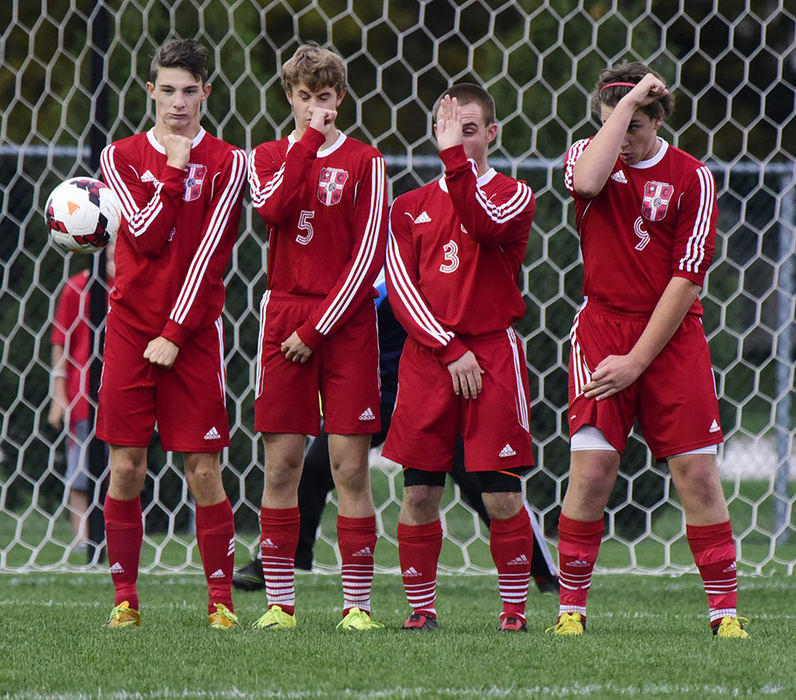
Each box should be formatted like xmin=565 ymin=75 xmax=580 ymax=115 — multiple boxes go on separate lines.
xmin=281 ymin=43 xmax=347 ymax=96
xmin=433 ymin=83 xmax=496 ymax=126
xmin=591 ymin=61 xmax=674 ymax=121
xmin=150 ymin=38 xmax=210 ymax=84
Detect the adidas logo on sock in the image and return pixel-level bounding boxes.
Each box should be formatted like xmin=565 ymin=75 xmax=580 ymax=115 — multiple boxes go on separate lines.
xmin=568 ymin=559 xmax=590 ymax=568
xmin=402 ymin=566 xmax=422 ymax=577
xmin=499 ymin=444 xmax=517 ymax=458
xmin=109 ymin=562 xmax=125 ymax=574
xmin=353 ymin=547 xmax=373 ymax=557
xmin=723 ymin=562 xmax=737 ymax=573
xmin=507 ymin=554 xmax=529 ymax=566
xmin=261 ymin=538 xmax=278 ymax=550
xmin=204 ymin=426 xmax=222 ymax=440
xmin=709 ymin=419 xmax=721 ymax=433
xmin=358 ymin=407 xmax=376 ymax=421
xmin=413 ymin=210 xmax=432 ymax=224
xmin=209 ymin=568 xmax=226 ymax=579
xmin=610 ymin=170 xmax=628 ymax=183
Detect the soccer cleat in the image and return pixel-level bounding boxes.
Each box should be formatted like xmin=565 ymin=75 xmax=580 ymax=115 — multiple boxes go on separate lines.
xmin=232 ymin=557 xmax=265 ymax=592
xmin=208 ymin=603 xmax=239 ymax=629
xmin=546 ymin=612 xmax=585 ymax=636
xmin=712 ymin=616 xmax=750 ymax=639
xmin=336 ymin=607 xmax=385 ymax=631
xmin=534 ymin=576 xmax=560 ymax=595
xmin=402 ymin=612 xmax=438 ymax=631
xmin=106 ymin=601 xmax=141 ymax=628
xmin=499 ymin=615 xmax=528 ymax=632
xmin=251 ymin=605 xmax=297 ymax=630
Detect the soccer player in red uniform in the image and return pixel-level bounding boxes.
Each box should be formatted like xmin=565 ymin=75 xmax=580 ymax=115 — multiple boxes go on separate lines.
xmin=550 ymin=61 xmax=748 ymax=639
xmin=248 ymin=44 xmax=388 ymax=631
xmin=98 ymin=39 xmax=246 ymax=629
xmin=384 ymin=84 xmax=537 ymax=632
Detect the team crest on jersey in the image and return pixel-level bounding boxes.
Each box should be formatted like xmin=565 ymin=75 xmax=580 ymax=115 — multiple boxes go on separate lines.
xmin=641 ymin=180 xmax=674 ymax=221
xmin=183 ymin=163 xmax=207 ymax=202
xmin=317 ymin=167 xmax=349 ymax=206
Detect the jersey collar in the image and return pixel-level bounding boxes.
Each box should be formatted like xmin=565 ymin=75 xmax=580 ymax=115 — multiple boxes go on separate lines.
xmin=437 ymin=163 xmax=497 ymax=192
xmin=630 ymin=137 xmax=668 ymax=169
xmin=146 ymin=127 xmax=207 ymax=153
xmin=287 ymin=130 xmax=347 ymax=156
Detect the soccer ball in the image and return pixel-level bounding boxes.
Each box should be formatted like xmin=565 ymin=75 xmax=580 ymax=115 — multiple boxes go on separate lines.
xmin=45 ymin=177 xmax=121 ymax=254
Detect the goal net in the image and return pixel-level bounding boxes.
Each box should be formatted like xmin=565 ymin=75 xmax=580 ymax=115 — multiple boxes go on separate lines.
xmin=1 ymin=0 xmax=793 ymax=576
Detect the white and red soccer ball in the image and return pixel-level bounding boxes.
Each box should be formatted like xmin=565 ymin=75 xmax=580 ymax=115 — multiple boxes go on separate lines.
xmin=45 ymin=177 xmax=121 ymax=254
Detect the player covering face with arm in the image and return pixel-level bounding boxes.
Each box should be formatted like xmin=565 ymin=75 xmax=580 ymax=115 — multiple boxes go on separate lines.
xmin=551 ymin=61 xmax=748 ymax=639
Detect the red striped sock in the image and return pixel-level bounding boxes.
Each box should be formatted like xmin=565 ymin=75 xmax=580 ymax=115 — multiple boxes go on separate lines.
xmin=338 ymin=514 xmax=377 ymax=616
xmin=104 ymin=494 xmax=143 ymax=610
xmin=196 ymin=499 xmax=235 ymax=614
xmin=490 ymin=507 xmax=533 ymax=621
xmin=398 ymin=520 xmax=442 ymax=617
xmin=557 ymin=514 xmax=603 ymax=620
xmin=686 ymin=520 xmax=739 ymax=625
xmin=260 ymin=506 xmax=300 ymax=616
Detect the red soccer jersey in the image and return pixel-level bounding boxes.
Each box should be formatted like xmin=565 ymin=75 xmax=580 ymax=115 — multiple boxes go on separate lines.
xmin=248 ymin=127 xmax=388 ymax=349
xmin=386 ymin=145 xmax=535 ymax=364
xmin=100 ymin=128 xmax=247 ymax=345
xmin=564 ymin=137 xmax=717 ymax=316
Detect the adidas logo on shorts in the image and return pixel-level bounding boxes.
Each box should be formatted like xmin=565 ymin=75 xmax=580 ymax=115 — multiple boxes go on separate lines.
xmin=204 ymin=426 xmax=222 ymax=440
xmin=709 ymin=419 xmax=721 ymax=433
xmin=499 ymin=444 xmax=517 ymax=458
xmin=209 ymin=568 xmax=226 ymax=579
xmin=358 ymin=407 xmax=376 ymax=421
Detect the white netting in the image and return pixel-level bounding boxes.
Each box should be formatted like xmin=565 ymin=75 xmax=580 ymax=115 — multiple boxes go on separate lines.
xmin=0 ymin=0 xmax=794 ymax=575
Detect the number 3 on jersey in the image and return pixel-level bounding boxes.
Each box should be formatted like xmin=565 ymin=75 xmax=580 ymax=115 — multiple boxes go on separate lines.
xmin=439 ymin=239 xmax=459 ymax=273
xmin=297 ymin=210 xmax=314 ymax=245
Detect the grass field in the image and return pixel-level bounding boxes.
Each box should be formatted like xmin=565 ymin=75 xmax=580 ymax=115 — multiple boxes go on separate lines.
xmin=1 ymin=570 xmax=794 ymax=698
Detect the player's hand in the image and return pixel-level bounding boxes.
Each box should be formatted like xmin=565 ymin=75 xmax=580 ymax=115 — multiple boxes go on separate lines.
xmin=583 ymin=353 xmax=645 ymax=401
xmin=309 ymin=107 xmax=337 ymax=136
xmin=144 ymin=336 xmax=180 ymax=368
xmin=47 ymin=400 xmax=66 ymax=429
xmin=281 ymin=331 xmax=313 ymax=363
xmin=435 ymin=95 xmax=463 ymax=151
xmin=447 ymin=350 xmax=484 ymax=399
xmin=623 ymin=73 xmax=668 ymax=109
xmin=161 ymin=133 xmax=192 ymax=170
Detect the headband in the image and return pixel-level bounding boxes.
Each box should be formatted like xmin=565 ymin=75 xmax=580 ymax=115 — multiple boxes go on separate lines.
xmin=600 ymin=81 xmax=638 ymax=92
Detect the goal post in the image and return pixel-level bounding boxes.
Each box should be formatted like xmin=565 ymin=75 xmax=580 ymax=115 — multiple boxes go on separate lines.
xmin=0 ymin=0 xmax=793 ymax=576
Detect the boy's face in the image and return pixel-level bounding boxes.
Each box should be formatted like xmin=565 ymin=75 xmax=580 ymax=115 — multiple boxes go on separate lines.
xmin=600 ymin=104 xmax=662 ymax=165
xmin=286 ymin=82 xmax=345 ymax=132
xmin=147 ymin=67 xmax=211 ymax=135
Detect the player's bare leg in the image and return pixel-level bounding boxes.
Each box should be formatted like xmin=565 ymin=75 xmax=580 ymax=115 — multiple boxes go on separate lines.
xmin=328 ymin=433 xmax=383 ymax=629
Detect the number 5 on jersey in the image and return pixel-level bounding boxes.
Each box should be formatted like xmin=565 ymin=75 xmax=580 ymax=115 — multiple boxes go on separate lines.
xmin=297 ymin=210 xmax=314 ymax=245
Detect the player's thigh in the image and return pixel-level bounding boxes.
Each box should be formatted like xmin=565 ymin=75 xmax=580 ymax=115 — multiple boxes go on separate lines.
xmin=156 ymin=320 xmax=230 ymax=453
xmin=638 ymin=315 xmax=722 ymax=459
xmin=381 ymin=340 xmax=459 ymax=471
xmin=96 ymin=314 xmax=156 ymax=447
xmin=319 ymin=302 xmax=381 ymax=435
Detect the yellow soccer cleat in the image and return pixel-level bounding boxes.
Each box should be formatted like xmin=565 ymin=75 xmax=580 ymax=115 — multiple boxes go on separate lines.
xmin=546 ymin=612 xmax=585 ymax=636
xmin=251 ymin=605 xmax=297 ymax=630
xmin=713 ymin=616 xmax=750 ymax=639
xmin=208 ymin=603 xmax=239 ymax=630
xmin=336 ymin=607 xmax=385 ymax=631
xmin=106 ymin=601 xmax=141 ymax=628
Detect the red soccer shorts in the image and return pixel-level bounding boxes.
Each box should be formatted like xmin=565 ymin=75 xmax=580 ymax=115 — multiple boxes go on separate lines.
xmin=568 ymin=300 xmax=723 ymax=460
xmin=97 ymin=310 xmax=230 ymax=453
xmin=254 ymin=292 xmax=381 ymax=436
xmin=383 ymin=328 xmax=534 ymax=472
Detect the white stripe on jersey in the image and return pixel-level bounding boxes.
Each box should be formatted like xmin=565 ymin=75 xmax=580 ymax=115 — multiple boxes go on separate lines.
xmin=386 ymin=232 xmax=454 ymax=347
xmin=563 ymin=139 xmax=590 ymax=194
xmin=255 ymin=290 xmax=271 ymax=400
xmin=101 ymin=144 xmax=165 ymax=238
xmin=506 ymin=328 xmax=530 ymax=432
xmin=248 ymin=147 xmax=288 ymax=209
xmin=214 ymin=316 xmax=226 ymax=398
xmin=569 ymin=302 xmax=591 ymax=398
xmin=315 ymin=156 xmax=386 ymax=335
xmin=170 ymin=149 xmax=247 ymax=325
xmin=679 ymin=165 xmax=714 ymax=274
xmin=474 ymin=176 xmax=534 ymax=224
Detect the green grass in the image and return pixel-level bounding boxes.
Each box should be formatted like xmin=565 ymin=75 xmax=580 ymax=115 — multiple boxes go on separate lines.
xmin=1 ymin=571 xmax=794 ymax=698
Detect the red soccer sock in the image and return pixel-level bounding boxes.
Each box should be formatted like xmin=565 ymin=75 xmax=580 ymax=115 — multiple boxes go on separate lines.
xmin=104 ymin=494 xmax=143 ymax=611
xmin=260 ymin=506 xmax=300 ymax=616
xmin=557 ymin=514 xmax=604 ymax=619
xmin=686 ymin=520 xmax=739 ymax=625
xmin=337 ymin=514 xmax=377 ymax=616
xmin=490 ymin=507 xmax=533 ymax=621
xmin=196 ymin=499 xmax=235 ymax=615
xmin=398 ymin=520 xmax=443 ymax=617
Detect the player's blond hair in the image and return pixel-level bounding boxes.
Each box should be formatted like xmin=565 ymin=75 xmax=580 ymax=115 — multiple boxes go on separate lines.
xmin=592 ymin=61 xmax=674 ymax=121
xmin=433 ymin=83 xmax=496 ymax=126
xmin=150 ymin=38 xmax=210 ymax=84
xmin=281 ymin=43 xmax=347 ymax=96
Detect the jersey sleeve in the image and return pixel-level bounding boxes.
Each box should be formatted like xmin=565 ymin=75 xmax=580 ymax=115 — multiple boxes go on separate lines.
xmin=440 ymin=146 xmax=535 ymax=246
xmin=295 ymin=151 xmax=389 ymax=349
xmin=563 ymin=138 xmax=592 ymax=198
xmin=51 ymin=275 xmax=82 ymax=346
xmin=385 ymin=198 xmax=468 ymax=364
xmin=160 ymin=148 xmax=247 ymax=346
xmin=672 ymin=164 xmax=717 ymax=287
xmin=100 ymin=143 xmax=185 ymax=258
xmin=248 ymin=128 xmax=325 ymax=226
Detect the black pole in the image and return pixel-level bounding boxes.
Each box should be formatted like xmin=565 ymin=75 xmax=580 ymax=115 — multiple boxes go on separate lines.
xmin=86 ymin=0 xmax=111 ymax=565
